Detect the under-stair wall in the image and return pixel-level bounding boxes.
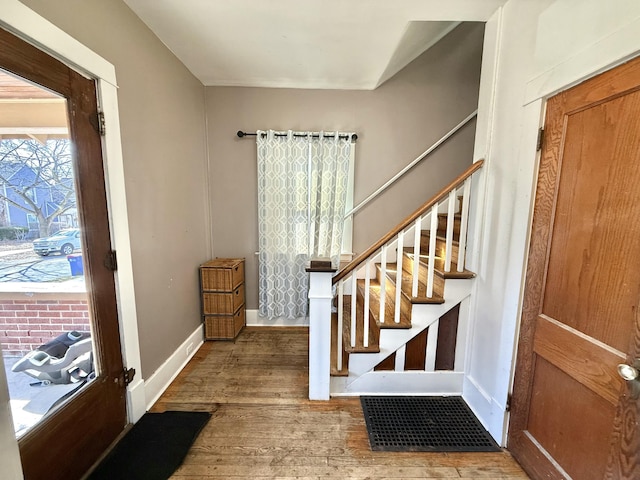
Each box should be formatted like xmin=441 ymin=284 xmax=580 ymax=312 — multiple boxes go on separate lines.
xmin=374 ymin=304 xmax=461 ymax=372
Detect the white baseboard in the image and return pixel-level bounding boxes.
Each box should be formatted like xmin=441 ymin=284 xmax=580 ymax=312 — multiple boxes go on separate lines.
xmin=331 ymin=371 xmax=464 ymax=396
xmin=127 ymin=378 xmax=146 ymax=424
xmin=246 ymin=309 xmax=309 ymax=327
xmin=144 ymin=324 xmax=204 ymax=411
xmin=463 ymin=374 xmax=507 ymax=445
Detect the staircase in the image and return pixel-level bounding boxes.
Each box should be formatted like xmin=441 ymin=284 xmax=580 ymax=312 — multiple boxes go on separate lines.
xmin=307 ymin=160 xmax=484 ymax=398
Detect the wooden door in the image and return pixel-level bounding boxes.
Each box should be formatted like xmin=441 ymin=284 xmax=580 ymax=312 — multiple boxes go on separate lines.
xmin=0 ymin=27 xmax=128 ymax=480
xmin=508 ymin=57 xmax=640 ymax=479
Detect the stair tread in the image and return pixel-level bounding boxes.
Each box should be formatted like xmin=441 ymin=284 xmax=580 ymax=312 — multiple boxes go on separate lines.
xmin=356 ymin=278 xmax=411 ymax=329
xmin=386 ymin=268 xmax=445 ymax=304
xmin=402 ymin=249 xmax=475 ymax=279
xmin=341 ymin=296 xmax=380 ymax=354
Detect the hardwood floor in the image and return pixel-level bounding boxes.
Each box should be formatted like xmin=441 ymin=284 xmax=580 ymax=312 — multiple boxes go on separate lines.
xmin=151 ymin=327 xmax=529 ymax=479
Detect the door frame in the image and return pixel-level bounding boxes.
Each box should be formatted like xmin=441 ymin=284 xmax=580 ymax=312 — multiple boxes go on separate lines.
xmin=464 ymin=5 xmax=640 ymax=445
xmin=0 ymin=1 xmax=144 ymax=474
xmin=507 ymin=45 xmax=640 ymax=442
xmin=509 ymin=57 xmax=640 ymax=479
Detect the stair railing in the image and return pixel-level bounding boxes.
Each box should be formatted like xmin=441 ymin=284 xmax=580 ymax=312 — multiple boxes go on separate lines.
xmin=307 ymin=159 xmax=484 ymax=400
xmin=332 ymin=160 xmax=484 ymax=370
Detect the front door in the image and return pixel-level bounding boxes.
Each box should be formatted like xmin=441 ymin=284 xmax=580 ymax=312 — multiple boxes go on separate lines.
xmin=0 ymin=27 xmax=128 ymax=480
xmin=508 ymin=57 xmax=640 ymax=479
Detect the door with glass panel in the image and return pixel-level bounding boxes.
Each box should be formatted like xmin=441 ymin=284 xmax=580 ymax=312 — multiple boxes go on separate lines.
xmin=0 ymin=27 xmax=127 ymax=480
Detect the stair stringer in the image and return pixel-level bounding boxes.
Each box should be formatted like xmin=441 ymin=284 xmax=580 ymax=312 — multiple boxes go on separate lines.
xmin=330 ymin=278 xmax=474 ymax=397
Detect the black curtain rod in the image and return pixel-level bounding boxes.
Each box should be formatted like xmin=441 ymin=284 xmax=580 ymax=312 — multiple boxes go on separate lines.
xmin=237 ymin=130 xmax=357 ymax=141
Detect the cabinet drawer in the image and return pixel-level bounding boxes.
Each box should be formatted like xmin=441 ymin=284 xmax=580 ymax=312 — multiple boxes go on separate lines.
xmin=201 ymin=260 xmax=244 ymax=291
xmin=202 ymin=284 xmax=244 ymax=315
xmin=204 ymin=308 xmax=245 ymax=340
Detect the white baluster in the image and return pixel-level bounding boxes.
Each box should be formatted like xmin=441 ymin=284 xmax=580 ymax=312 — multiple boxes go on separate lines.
xmin=444 ymin=190 xmax=456 ymax=272
xmin=394 ymin=231 xmax=404 ymax=324
xmin=457 ymin=179 xmax=471 ymax=272
xmin=395 ymin=345 xmax=406 ymax=372
xmin=454 ymin=298 xmax=471 ymax=372
xmin=424 ymin=319 xmax=439 ymax=372
xmin=350 ymin=273 xmax=357 ymax=348
xmin=363 ymin=260 xmax=371 ymax=348
xmin=379 ymin=245 xmax=387 ymax=324
xmin=411 ymin=216 xmax=421 ymax=298
xmin=427 ymin=204 xmax=438 ymax=298
xmin=337 ymin=280 xmax=344 ymax=372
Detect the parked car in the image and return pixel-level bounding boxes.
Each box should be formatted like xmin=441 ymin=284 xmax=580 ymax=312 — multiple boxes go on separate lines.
xmin=33 ymin=228 xmax=81 ymax=256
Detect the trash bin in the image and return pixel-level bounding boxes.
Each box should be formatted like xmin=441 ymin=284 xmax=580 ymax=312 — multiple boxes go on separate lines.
xmin=67 ymin=254 xmax=84 ymax=276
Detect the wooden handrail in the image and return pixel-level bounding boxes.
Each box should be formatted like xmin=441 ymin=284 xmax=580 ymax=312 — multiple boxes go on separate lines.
xmin=333 ymin=159 xmax=484 ymax=284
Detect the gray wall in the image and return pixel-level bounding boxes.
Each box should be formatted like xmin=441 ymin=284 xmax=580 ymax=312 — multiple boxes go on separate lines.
xmin=206 ymin=23 xmax=484 ymax=309
xmin=21 ymin=0 xmax=211 ymax=378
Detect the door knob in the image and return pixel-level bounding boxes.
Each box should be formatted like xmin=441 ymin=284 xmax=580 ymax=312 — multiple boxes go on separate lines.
xmin=618 ymin=359 xmax=640 ymax=399
xmin=617 ymin=363 xmax=639 ymax=381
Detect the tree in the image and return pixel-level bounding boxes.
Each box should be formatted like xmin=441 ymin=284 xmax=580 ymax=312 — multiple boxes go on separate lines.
xmin=0 ymin=139 xmax=76 ymax=237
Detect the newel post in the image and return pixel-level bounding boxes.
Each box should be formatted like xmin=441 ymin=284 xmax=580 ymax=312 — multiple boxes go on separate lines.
xmin=306 ymin=259 xmax=336 ymax=400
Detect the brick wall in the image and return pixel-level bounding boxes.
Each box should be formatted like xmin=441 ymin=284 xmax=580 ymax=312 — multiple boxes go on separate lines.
xmin=0 ymin=298 xmax=90 ymax=355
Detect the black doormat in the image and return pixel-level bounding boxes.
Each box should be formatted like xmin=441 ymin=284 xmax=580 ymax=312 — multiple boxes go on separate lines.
xmin=360 ymin=396 xmax=500 ymax=452
xmin=88 ymin=411 xmax=211 ymax=480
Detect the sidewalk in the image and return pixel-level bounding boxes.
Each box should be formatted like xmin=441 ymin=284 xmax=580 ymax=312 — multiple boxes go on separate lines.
xmin=0 ymin=256 xmax=71 ymax=283
xmin=0 ymin=249 xmax=31 ymax=258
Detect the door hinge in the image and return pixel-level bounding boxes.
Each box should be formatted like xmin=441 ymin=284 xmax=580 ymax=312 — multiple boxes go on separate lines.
xmin=97 ymin=111 xmax=106 ymax=136
xmin=506 ymin=393 xmax=512 ymax=412
xmin=104 ymin=250 xmax=117 ymax=271
xmin=536 ymin=128 xmax=545 ymax=151
xmin=120 ymin=367 xmax=136 ymax=387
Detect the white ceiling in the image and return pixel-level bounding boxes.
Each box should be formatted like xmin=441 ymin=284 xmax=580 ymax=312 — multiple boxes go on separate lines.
xmin=123 ymin=0 xmax=507 ymax=90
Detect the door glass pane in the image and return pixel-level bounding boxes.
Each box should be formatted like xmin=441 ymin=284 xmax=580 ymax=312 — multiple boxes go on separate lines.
xmin=0 ymin=70 xmax=94 ymax=438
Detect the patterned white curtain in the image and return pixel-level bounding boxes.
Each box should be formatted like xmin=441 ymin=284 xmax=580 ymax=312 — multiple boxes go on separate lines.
xmin=257 ymin=130 xmax=353 ymax=320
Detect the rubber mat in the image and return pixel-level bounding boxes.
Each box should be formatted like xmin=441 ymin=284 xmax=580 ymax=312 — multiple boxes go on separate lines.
xmin=88 ymin=411 xmax=211 ymax=479
xmin=360 ymin=396 xmax=500 ymax=452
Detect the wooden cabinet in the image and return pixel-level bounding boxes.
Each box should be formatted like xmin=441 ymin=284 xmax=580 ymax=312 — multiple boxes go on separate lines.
xmin=199 ymin=258 xmax=245 ymax=340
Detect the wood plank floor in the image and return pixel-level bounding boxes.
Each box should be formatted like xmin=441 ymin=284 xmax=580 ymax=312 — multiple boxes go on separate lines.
xmin=151 ymin=327 xmax=529 ymax=479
